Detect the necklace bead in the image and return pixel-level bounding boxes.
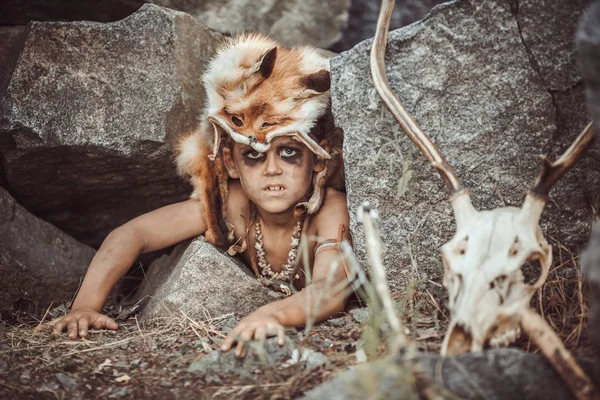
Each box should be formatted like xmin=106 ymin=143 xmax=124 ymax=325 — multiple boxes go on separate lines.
xmin=255 ymin=218 xmax=302 ymax=282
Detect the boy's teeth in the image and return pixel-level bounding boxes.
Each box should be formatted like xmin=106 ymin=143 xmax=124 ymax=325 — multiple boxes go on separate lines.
xmin=267 ymin=187 xmax=283 ymax=191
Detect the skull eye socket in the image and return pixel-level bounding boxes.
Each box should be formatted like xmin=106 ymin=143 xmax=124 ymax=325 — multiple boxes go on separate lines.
xmin=521 ymin=256 xmax=543 ymax=286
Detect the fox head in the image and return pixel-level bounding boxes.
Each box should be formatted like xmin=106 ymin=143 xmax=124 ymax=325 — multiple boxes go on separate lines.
xmin=202 ymin=33 xmax=332 ymax=159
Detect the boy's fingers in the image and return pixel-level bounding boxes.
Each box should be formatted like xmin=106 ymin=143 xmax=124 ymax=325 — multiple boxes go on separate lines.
xmin=105 ymin=317 xmax=118 ymax=330
xmin=255 ymin=326 xmax=267 ymax=344
xmin=235 ymin=340 xmax=246 ymax=358
xmin=52 ymin=319 xmax=68 ymax=336
xmin=66 ymin=319 xmax=79 ymax=340
xmin=92 ymin=315 xmax=117 ymax=330
xmin=78 ymin=318 xmax=89 ymax=338
xmin=220 ymin=335 xmax=235 ymax=352
xmin=276 ymin=325 xmax=285 ymax=346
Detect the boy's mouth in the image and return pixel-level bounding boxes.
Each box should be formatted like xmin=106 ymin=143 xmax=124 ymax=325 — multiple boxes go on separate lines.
xmin=264 ymin=185 xmax=286 ymax=192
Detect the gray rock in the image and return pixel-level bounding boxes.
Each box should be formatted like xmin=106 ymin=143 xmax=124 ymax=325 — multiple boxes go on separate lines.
xmin=0 ymin=187 xmax=94 ymax=318
xmin=349 ymin=308 xmax=371 ymax=324
xmin=331 ymin=0 xmax=447 ymax=52
xmin=516 ymin=0 xmax=591 ymax=91
xmin=302 ymin=349 xmax=600 ymax=400
xmin=187 ymin=337 xmax=329 ymax=377
xmin=0 ymin=0 xmax=350 ymax=49
xmin=108 ymin=387 xmax=133 ymax=399
xmin=578 ymin=1 xmax=600 ymax=131
xmin=332 ymin=0 xmax=599 ymax=291
xmin=214 ymin=316 xmax=240 ymax=334
xmin=152 ymin=0 xmax=350 ymax=49
xmin=0 ymin=4 xmax=222 ymax=248
xmin=55 ymin=372 xmax=78 ymax=391
xmin=581 ymin=224 xmax=600 ymax=358
xmin=577 ymin=3 xmax=600 ymax=357
xmin=159 ymin=379 xmax=173 ymax=388
xmin=138 ymin=238 xmax=284 ymax=320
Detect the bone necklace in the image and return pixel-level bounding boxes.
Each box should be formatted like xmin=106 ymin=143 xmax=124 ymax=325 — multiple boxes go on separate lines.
xmin=254 ymin=218 xmax=301 ymax=281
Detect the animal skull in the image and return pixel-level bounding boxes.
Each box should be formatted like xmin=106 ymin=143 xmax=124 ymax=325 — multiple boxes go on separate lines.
xmin=370 ymin=0 xmax=595 ymax=356
xmin=440 ymin=192 xmax=552 ymax=354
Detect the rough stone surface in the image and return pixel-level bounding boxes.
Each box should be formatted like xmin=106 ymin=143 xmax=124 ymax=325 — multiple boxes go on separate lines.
xmin=331 ymin=0 xmax=447 ymax=52
xmin=0 ymin=4 xmax=221 ymax=248
xmin=138 ymin=238 xmax=284 ymax=320
xmin=332 ymin=0 xmax=599 ymax=291
xmin=0 ymin=186 xmax=94 ymax=318
xmin=152 ymin=0 xmax=350 ymax=49
xmin=578 ymin=1 xmax=600 ymax=130
xmin=578 ymin=2 xmax=600 ymax=359
xmin=0 ymin=0 xmax=350 ymax=49
xmin=187 ymin=337 xmax=329 ymax=378
xmin=581 ymin=224 xmax=600 ymax=359
xmin=302 ymin=349 xmax=600 ymax=400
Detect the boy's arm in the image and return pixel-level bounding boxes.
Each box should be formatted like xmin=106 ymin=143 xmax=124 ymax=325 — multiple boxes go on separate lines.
xmin=221 ymin=190 xmax=351 ymax=357
xmin=45 ymin=199 xmax=207 ymax=339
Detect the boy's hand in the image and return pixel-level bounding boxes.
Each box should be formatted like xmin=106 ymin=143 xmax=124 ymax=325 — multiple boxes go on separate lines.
xmin=220 ymin=311 xmax=286 ymax=358
xmin=39 ymin=308 xmax=118 ymax=339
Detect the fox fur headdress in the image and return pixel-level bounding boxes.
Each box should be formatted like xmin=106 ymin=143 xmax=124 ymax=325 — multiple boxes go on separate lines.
xmin=176 ymin=33 xmax=344 ymax=249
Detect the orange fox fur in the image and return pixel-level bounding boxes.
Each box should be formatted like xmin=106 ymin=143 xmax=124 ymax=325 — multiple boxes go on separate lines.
xmin=176 ymin=33 xmax=344 ymax=247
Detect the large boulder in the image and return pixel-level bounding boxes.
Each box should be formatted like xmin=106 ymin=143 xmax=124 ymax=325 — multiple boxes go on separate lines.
xmin=302 ymin=349 xmax=600 ymax=400
xmin=0 ymin=0 xmax=350 ymax=49
xmin=152 ymin=0 xmax=350 ymax=49
xmin=0 ymin=4 xmax=222 ymax=248
xmin=0 ymin=187 xmax=95 ymax=319
xmin=331 ymin=0 xmax=447 ymax=52
xmin=332 ymin=0 xmax=599 ymax=291
xmin=137 ymin=238 xmax=284 ymax=320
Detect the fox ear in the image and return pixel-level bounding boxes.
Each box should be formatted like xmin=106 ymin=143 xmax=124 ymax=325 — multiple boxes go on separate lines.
xmin=300 ymin=70 xmax=331 ymax=96
xmin=256 ymin=47 xmax=277 ymax=79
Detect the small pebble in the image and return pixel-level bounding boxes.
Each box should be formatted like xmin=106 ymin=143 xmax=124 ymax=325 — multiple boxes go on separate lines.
xmin=56 ymin=372 xmax=78 ymax=391
xmin=108 ymin=387 xmax=133 ymax=399
xmin=159 ymin=379 xmax=174 ymax=388
xmin=205 ymin=375 xmax=222 ymax=385
xmin=113 ymin=361 xmax=129 ymax=368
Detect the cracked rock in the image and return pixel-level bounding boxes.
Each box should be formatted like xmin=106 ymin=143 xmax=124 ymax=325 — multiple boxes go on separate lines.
xmin=333 ymin=0 xmax=599 ymax=291
xmin=0 ymin=4 xmax=221 ymax=248
xmin=0 ymin=0 xmax=350 ymax=49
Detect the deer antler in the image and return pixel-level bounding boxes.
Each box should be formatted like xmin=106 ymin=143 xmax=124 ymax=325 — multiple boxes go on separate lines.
xmin=530 ymin=122 xmax=595 ymax=199
xmin=370 ymin=0 xmax=462 ymax=196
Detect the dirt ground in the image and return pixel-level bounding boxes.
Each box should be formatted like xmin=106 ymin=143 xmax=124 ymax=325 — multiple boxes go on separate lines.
xmin=0 ymin=254 xmax=594 ymax=400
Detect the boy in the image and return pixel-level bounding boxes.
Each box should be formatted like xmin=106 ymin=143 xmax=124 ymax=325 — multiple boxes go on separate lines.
xmin=45 ymin=34 xmax=352 ymax=358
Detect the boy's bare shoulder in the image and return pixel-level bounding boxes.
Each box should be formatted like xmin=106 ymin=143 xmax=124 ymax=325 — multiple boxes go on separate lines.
xmin=312 ymin=188 xmax=350 ymax=235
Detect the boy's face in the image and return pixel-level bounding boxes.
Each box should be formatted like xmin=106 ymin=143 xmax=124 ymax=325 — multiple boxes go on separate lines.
xmin=223 ymin=136 xmax=325 ymax=215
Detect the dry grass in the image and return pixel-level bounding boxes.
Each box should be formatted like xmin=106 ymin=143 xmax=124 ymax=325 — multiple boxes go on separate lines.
xmin=525 ymin=236 xmax=592 ymax=356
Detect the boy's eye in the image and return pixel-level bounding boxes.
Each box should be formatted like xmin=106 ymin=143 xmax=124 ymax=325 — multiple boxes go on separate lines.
xmin=280 ymin=147 xmax=298 ymax=158
xmin=245 ymin=150 xmax=263 ymax=160
xmin=232 ymin=116 xmax=243 ymax=127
